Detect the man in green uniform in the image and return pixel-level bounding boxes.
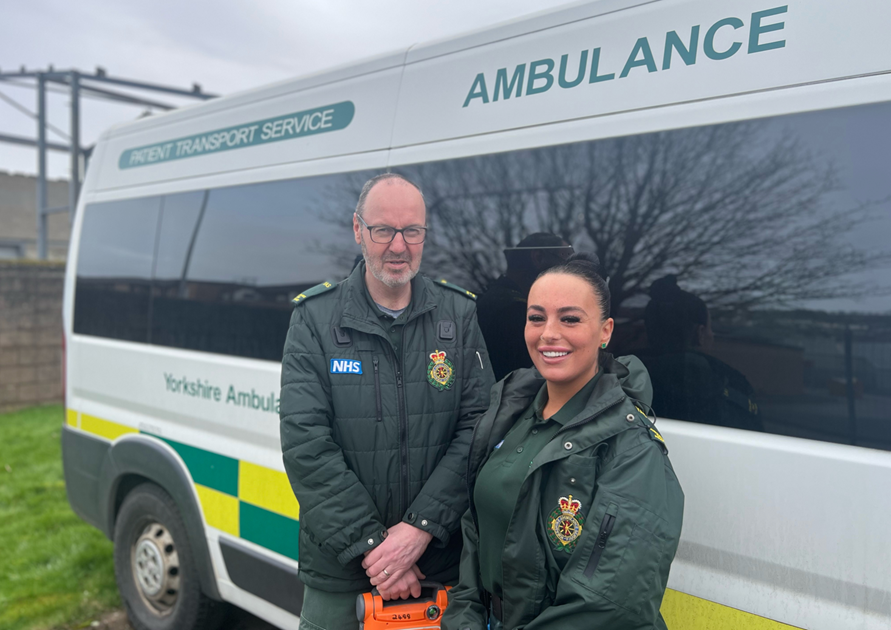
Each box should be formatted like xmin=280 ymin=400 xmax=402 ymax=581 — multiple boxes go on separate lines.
xmin=279 ymin=173 xmax=495 ymax=630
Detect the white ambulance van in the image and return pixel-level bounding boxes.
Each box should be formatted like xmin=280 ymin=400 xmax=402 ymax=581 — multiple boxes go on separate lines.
xmin=63 ymin=0 xmax=891 ymax=628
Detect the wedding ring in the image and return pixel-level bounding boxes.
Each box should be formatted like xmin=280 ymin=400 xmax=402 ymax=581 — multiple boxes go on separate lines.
xmin=382 ymin=568 xmax=391 ymax=577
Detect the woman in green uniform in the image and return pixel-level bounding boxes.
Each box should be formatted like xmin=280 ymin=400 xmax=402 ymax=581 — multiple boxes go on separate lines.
xmin=442 ymin=254 xmax=684 ymax=630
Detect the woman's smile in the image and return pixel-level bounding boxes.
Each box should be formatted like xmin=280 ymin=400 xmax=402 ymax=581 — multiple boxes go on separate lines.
xmin=537 ymin=347 xmax=572 ymax=362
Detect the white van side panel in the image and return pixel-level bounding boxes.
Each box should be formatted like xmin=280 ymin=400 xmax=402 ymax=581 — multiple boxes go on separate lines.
xmin=392 ymin=0 xmax=891 ymax=147
xmin=94 ymin=67 xmax=404 ymax=192
xmin=660 ymin=420 xmax=891 ymax=630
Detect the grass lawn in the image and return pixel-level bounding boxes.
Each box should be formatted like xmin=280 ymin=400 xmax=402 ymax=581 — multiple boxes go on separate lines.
xmin=0 ymin=405 xmax=120 ymax=630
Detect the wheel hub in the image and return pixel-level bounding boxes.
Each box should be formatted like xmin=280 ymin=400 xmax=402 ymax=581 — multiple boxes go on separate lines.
xmin=132 ymin=522 xmax=181 ymax=613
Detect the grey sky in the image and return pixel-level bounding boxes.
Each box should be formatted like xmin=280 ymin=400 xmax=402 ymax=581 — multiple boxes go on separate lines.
xmin=0 ymin=0 xmax=568 ymax=179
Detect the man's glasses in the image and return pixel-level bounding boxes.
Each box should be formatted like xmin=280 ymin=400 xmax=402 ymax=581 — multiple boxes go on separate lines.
xmin=356 ymin=213 xmax=428 ymax=244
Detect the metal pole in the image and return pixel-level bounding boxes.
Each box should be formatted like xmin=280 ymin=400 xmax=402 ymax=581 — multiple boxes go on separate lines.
xmin=0 ymin=132 xmax=72 ymax=152
xmin=36 ymin=73 xmax=48 ymax=260
xmin=69 ymin=70 xmax=80 ymax=226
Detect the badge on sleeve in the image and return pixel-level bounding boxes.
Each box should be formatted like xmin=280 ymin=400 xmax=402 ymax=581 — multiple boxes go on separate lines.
xmin=427 ymin=349 xmax=455 ymax=391
xmin=548 ymin=495 xmax=585 ymax=552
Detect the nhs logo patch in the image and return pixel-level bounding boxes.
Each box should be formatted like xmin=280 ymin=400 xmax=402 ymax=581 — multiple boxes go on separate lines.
xmin=330 ymin=359 xmax=363 ymax=374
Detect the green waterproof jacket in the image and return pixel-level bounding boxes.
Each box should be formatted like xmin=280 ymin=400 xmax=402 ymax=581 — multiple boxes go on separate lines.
xmin=280 ymin=264 xmax=495 ymax=592
xmin=442 ymin=355 xmax=684 ymax=629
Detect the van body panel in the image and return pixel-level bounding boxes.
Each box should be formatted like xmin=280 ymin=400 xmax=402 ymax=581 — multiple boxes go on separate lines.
xmin=392 ymin=0 xmax=891 ymax=147
xmin=95 ymin=67 xmax=403 ymax=192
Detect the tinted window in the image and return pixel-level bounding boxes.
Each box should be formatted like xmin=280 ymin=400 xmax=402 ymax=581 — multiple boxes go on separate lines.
xmin=400 ymin=102 xmax=891 ymax=452
xmin=149 ymin=172 xmax=371 ymax=360
xmin=152 ymin=190 xmax=206 ymax=281
xmin=74 ymin=196 xmax=161 ymax=342
xmin=73 ymin=101 xmax=891 ymax=452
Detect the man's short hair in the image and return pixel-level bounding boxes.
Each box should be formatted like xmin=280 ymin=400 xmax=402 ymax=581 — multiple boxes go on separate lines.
xmin=355 ymin=173 xmax=425 ymax=217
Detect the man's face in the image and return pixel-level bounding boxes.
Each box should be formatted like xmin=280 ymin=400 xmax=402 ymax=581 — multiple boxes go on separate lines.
xmin=353 ymin=180 xmax=426 ymax=289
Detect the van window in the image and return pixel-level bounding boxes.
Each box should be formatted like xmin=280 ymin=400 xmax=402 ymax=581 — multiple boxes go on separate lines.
xmin=148 ymin=172 xmax=370 ymax=360
xmin=400 ymin=102 xmax=891 ymax=452
xmin=73 ymin=196 xmax=161 ymax=342
xmin=73 ymin=102 xmax=891 ymax=452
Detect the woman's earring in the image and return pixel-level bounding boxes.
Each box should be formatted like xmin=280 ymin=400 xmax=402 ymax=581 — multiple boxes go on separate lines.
xmin=601 ymin=342 xmax=608 ymax=349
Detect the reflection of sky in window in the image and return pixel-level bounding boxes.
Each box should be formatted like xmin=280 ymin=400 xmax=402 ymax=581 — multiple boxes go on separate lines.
xmin=776 ymin=102 xmax=891 ymax=314
xmin=186 ymin=174 xmax=359 ymax=287
xmin=154 ymin=191 xmax=205 ymax=280
xmin=76 ymin=197 xmax=159 ymax=279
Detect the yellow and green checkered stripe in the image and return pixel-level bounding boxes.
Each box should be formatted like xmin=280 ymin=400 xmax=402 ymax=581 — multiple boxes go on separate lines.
xmin=66 ymin=410 xmax=802 ymax=628
xmin=67 ymin=410 xmax=301 ymax=561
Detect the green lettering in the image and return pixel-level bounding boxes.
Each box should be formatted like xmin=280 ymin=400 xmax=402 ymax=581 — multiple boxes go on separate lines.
xmin=558 ymin=50 xmax=588 ymax=89
xmin=620 ymin=37 xmax=657 ymax=78
xmin=589 ymin=48 xmax=615 ymax=83
xmin=463 ymin=73 xmax=490 ymax=107
xmin=705 ymin=17 xmax=744 ymax=60
xmin=226 ymin=385 xmax=236 ymax=404
xmin=663 ymin=26 xmax=700 ymax=70
xmin=526 ymin=59 xmax=555 ymax=96
xmin=494 ymin=65 xmax=526 ymax=101
xmin=749 ymin=6 xmax=787 ymax=54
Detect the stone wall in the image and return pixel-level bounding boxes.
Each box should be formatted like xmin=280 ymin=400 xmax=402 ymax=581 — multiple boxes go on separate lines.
xmin=0 ymin=260 xmax=65 ymax=413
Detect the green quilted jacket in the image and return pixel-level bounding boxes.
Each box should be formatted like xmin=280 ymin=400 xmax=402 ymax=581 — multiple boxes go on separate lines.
xmin=280 ymin=263 xmax=495 ymax=591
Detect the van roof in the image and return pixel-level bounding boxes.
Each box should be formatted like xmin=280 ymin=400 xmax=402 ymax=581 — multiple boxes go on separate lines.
xmin=99 ymin=0 xmax=643 ymax=141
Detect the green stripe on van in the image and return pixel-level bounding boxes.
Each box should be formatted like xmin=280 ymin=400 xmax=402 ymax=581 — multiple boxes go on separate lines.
xmin=118 ymin=101 xmax=355 ymax=169
xmin=240 ymin=502 xmax=300 ymax=561
xmin=158 ymin=436 xmax=239 ymax=497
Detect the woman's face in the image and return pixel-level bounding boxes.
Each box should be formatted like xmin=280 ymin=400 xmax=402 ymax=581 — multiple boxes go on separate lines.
xmin=525 ymin=273 xmax=614 ymax=387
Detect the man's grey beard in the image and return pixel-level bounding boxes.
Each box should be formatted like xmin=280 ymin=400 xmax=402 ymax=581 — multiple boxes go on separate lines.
xmin=360 ymin=238 xmax=420 ymax=288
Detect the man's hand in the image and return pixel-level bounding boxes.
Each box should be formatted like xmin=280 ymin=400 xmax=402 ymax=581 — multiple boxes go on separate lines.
xmin=362 ymin=522 xmax=433 ymax=587
xmin=377 ymin=564 xmax=425 ymax=601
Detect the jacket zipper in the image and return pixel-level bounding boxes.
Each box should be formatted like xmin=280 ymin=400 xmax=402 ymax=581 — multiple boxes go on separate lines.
xmin=372 ymin=357 xmax=383 ymax=422
xmin=395 ymin=329 xmax=410 ymax=516
xmin=584 ymin=504 xmax=618 ymax=577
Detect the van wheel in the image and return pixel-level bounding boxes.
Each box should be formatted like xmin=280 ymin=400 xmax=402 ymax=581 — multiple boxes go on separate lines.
xmin=114 ymin=483 xmax=224 ymax=630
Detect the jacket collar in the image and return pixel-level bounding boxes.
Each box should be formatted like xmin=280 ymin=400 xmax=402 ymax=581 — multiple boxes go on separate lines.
xmin=469 ymin=355 xmax=641 ymax=473
xmin=338 ymin=262 xmax=437 ymax=336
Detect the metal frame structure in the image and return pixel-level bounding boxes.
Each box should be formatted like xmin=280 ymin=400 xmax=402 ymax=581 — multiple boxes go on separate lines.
xmin=0 ymin=68 xmax=217 ymax=258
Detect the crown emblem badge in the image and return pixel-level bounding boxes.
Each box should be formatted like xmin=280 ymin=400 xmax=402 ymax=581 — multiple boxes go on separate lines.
xmin=547 ymin=494 xmax=585 ymax=552
xmin=427 ymin=349 xmax=455 ymax=391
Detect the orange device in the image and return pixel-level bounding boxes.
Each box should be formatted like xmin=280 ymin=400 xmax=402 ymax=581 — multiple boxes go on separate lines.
xmin=356 ymin=581 xmax=451 ymax=629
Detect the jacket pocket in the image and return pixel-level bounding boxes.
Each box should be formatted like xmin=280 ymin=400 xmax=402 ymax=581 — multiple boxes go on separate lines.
xmin=583 ymin=502 xmax=618 ymax=577
xmin=372 ymin=356 xmax=383 ymax=422
xmin=607 ymin=523 xmax=664 ymax=615
xmin=571 ymin=498 xmax=667 ymax=616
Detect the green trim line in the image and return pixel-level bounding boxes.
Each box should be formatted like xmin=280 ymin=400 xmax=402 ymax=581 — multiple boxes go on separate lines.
xmin=240 ymin=502 xmax=300 ymax=561
xmin=155 ymin=435 xmax=239 ymax=497
xmin=118 ymin=101 xmax=355 ymax=169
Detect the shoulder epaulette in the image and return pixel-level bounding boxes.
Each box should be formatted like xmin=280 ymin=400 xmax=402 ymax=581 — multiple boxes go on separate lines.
xmin=292 ymin=281 xmax=337 ymax=305
xmin=634 ymin=403 xmax=668 ymax=452
xmin=436 ymin=278 xmax=477 ymax=300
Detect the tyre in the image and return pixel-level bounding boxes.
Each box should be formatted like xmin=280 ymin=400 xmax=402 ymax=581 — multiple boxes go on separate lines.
xmin=114 ymin=483 xmax=224 ymax=630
